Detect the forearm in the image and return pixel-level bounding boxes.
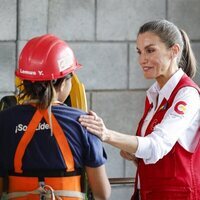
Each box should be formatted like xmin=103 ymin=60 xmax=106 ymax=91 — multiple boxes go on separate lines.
xmin=86 ymin=165 xmax=111 ymax=200
xmin=104 ymin=129 xmax=138 ymax=154
xmin=79 ymin=112 xmax=139 ymax=154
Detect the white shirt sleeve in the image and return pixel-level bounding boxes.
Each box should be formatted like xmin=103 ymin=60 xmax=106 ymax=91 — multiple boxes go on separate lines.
xmin=135 ymin=87 xmax=200 ymax=164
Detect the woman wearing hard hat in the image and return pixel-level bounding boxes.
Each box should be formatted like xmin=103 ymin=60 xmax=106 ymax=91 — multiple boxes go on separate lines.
xmin=79 ymin=19 xmax=200 ymax=200
xmin=0 ymin=34 xmax=111 ymax=200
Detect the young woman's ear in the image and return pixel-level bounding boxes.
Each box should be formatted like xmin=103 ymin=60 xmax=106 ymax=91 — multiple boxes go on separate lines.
xmin=54 ymin=79 xmax=65 ymax=93
xmin=60 ymin=79 xmax=66 ymax=92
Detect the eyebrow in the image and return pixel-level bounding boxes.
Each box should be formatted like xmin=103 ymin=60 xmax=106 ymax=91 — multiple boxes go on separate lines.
xmin=136 ymin=44 xmax=156 ymax=51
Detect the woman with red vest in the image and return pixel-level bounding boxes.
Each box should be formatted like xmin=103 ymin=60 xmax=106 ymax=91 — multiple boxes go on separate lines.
xmin=0 ymin=34 xmax=111 ymax=199
xmin=79 ymin=19 xmax=200 ymax=200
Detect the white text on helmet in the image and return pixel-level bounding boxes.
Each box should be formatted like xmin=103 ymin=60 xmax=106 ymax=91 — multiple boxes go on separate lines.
xmin=38 ymin=71 xmax=44 ymax=76
xmin=20 ymin=69 xmax=36 ymax=76
xmin=57 ymin=48 xmax=74 ymax=72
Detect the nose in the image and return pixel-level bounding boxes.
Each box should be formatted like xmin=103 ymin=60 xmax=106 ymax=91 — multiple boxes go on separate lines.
xmin=139 ymin=52 xmax=148 ymax=65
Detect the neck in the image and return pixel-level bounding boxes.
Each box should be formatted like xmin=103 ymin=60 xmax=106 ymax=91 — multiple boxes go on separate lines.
xmin=52 ymin=100 xmax=63 ymax=105
xmin=157 ymin=65 xmax=179 ymax=88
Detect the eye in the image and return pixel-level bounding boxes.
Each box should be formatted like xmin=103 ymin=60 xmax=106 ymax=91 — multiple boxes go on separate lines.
xmin=147 ymin=48 xmax=155 ymax=53
xmin=136 ymin=50 xmax=141 ymax=55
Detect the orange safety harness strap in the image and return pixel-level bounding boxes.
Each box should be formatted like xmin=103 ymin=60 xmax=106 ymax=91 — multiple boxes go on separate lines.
xmin=14 ymin=109 xmax=75 ymax=174
xmin=43 ymin=110 xmax=75 ymax=172
xmin=14 ymin=109 xmax=44 ymax=173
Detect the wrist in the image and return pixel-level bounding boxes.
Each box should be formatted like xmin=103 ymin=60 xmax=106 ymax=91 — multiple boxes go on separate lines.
xmin=102 ymin=128 xmax=111 ymax=142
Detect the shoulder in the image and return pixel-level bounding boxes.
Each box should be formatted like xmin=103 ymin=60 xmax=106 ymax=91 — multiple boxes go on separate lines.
xmin=52 ymin=104 xmax=87 ymax=120
xmin=179 ymin=74 xmax=200 ymax=92
xmin=0 ymin=105 xmax=35 ymax=124
xmin=52 ymin=105 xmax=89 ymax=135
xmin=176 ymin=86 xmax=200 ymax=101
xmin=171 ymin=86 xmax=200 ymax=117
xmin=174 ymin=86 xmax=200 ymax=108
xmin=0 ymin=105 xmax=21 ymax=116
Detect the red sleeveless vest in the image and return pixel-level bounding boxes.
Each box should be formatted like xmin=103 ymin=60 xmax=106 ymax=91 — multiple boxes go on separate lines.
xmin=132 ymin=74 xmax=200 ymax=200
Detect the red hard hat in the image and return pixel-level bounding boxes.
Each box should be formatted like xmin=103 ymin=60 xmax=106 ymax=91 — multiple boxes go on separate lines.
xmin=15 ymin=34 xmax=81 ymax=81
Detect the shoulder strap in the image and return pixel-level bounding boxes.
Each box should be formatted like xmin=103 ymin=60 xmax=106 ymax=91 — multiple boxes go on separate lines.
xmin=14 ymin=110 xmax=44 ymax=173
xmin=43 ymin=111 xmax=75 ymax=172
xmin=14 ymin=109 xmax=75 ymax=173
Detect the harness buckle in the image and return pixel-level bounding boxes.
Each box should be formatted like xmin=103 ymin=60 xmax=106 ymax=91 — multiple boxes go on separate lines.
xmin=39 ymin=184 xmax=62 ymax=200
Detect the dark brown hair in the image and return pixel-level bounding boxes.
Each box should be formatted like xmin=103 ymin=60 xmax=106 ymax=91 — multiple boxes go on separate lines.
xmin=18 ymin=73 xmax=73 ymax=109
xmin=138 ymin=19 xmax=196 ymax=78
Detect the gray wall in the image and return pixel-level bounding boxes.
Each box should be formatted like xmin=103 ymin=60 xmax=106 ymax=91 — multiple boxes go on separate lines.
xmin=0 ymin=0 xmax=200 ymax=199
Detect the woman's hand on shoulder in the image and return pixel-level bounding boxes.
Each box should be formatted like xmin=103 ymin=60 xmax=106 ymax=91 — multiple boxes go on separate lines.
xmin=79 ymin=110 xmax=109 ymax=141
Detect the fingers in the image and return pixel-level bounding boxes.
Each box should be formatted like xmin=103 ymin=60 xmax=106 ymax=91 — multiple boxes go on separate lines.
xmin=88 ymin=110 xmax=98 ymax=120
xmin=79 ymin=110 xmax=106 ymax=141
xmin=79 ymin=110 xmax=102 ymax=125
xmin=79 ymin=117 xmax=101 ymax=127
xmin=120 ymin=150 xmax=127 ymax=159
xmin=120 ymin=150 xmax=135 ymax=161
xmin=80 ymin=120 xmax=100 ymax=130
xmin=83 ymin=123 xmax=105 ymax=141
xmin=79 ymin=113 xmax=103 ymax=139
xmin=80 ymin=120 xmax=103 ymax=135
xmin=85 ymin=126 xmax=102 ymax=138
xmin=79 ymin=115 xmax=98 ymax=122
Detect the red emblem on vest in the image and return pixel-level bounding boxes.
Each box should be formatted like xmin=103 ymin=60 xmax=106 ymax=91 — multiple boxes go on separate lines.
xmin=174 ymin=101 xmax=187 ymax=114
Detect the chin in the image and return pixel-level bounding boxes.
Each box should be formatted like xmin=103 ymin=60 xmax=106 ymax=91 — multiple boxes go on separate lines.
xmin=143 ymin=74 xmax=154 ymax=79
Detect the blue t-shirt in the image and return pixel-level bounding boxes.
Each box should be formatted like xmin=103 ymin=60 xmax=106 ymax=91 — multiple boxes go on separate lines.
xmin=0 ymin=104 xmax=107 ymax=176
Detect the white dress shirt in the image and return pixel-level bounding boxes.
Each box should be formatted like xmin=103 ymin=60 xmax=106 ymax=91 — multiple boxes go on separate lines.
xmin=135 ymin=69 xmax=200 ymax=164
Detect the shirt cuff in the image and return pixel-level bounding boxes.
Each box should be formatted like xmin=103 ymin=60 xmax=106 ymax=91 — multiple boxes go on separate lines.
xmin=135 ymin=136 xmax=152 ymax=159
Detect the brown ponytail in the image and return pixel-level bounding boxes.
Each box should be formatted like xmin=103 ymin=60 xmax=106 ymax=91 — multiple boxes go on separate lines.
xmin=18 ymin=74 xmax=73 ymax=109
xmin=179 ymin=29 xmax=197 ymax=78
xmin=19 ymin=80 xmax=54 ymax=109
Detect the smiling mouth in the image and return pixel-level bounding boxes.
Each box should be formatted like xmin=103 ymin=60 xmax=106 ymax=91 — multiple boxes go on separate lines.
xmin=143 ymin=67 xmax=153 ymax=71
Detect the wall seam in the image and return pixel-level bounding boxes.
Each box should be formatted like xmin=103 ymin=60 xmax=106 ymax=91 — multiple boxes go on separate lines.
xmin=166 ymin=0 xmax=168 ymax=19
xmin=94 ymin=0 xmax=97 ymax=41
xmin=47 ymin=0 xmax=50 ymax=33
